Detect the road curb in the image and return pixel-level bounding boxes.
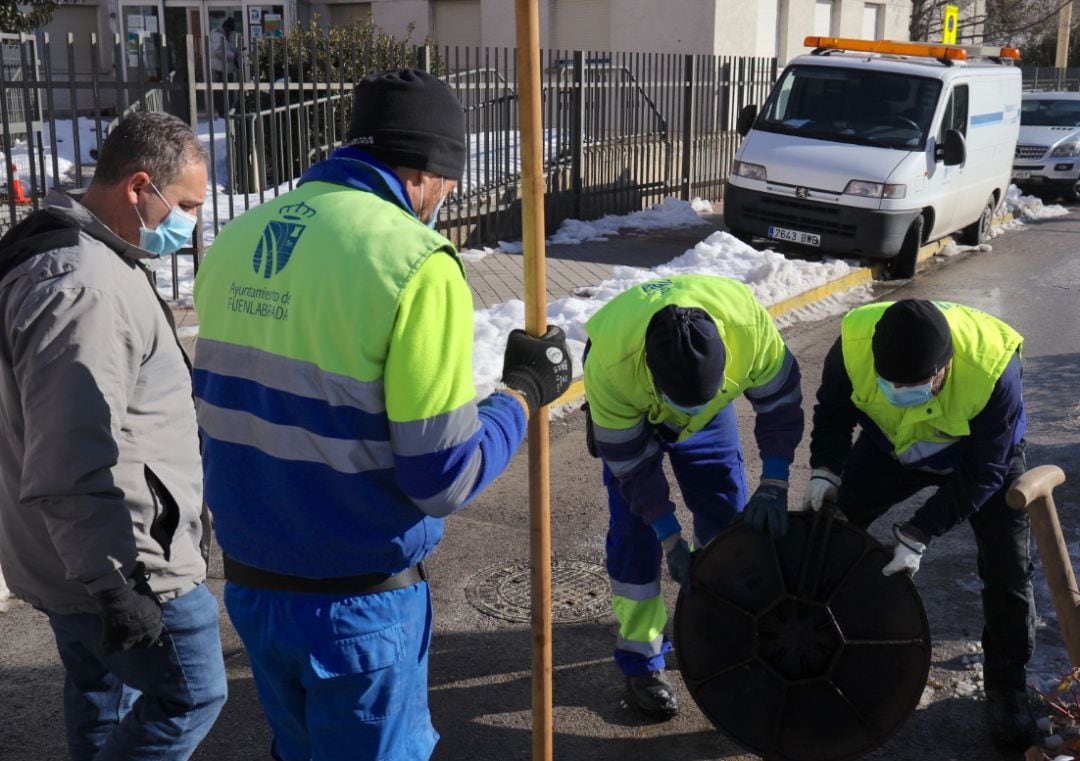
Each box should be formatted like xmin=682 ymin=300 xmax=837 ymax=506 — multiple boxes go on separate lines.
xmin=549 ymin=211 xmax=1016 ymax=408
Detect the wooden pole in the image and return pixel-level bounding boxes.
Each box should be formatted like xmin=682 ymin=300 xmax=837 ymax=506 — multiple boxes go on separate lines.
xmin=1007 ymin=465 xmax=1080 ymax=669
xmin=513 ymin=1 xmax=553 ymax=759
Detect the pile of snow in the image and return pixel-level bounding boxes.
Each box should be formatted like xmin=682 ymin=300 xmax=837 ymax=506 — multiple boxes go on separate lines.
xmin=469 ymin=224 xmax=870 ymax=396
xmin=1004 ymin=184 xmax=1070 ymax=221
xmin=937 ymin=242 xmax=992 ymax=259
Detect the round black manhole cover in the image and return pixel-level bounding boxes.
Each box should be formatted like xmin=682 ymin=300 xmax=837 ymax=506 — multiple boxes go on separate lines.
xmin=465 ymin=559 xmax=610 ymax=623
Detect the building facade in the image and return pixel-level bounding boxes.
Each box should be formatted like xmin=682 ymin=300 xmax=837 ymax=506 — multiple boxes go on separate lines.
xmin=39 ymin=0 xmax=303 ymax=96
xmin=35 ymin=0 xmax=927 ymax=113
xmin=311 ymin=0 xmax=915 ymax=64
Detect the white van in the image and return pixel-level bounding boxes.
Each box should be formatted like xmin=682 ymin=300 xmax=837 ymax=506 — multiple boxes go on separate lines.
xmin=723 ymin=37 xmax=1022 ymax=278
xmin=1012 ymin=91 xmax=1080 ymax=202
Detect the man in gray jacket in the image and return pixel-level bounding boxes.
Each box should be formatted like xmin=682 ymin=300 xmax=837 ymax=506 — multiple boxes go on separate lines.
xmin=0 ymin=111 xmax=226 ymax=760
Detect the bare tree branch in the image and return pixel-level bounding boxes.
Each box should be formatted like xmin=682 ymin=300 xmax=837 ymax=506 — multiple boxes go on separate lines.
xmin=0 ymin=0 xmax=57 ymax=33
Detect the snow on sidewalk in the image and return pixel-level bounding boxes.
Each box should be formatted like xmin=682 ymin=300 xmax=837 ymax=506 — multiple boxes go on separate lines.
xmin=468 ymin=222 xmax=870 ymax=397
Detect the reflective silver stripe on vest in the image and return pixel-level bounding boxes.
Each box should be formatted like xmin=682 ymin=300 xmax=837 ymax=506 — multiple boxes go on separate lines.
xmin=197 ymin=401 xmax=394 ymax=473
xmin=593 ymin=419 xmax=659 ymax=477
xmin=592 ymin=417 xmax=647 ymax=445
xmin=389 ymin=401 xmax=482 ymax=456
xmin=616 ymin=634 xmax=665 ymax=657
xmin=897 ymin=438 xmax=958 ymax=466
xmin=611 ymin=579 xmax=660 ymax=601
xmin=195 ymin=338 xmax=385 ymax=413
xmin=603 ymin=437 xmax=661 ymax=478
xmin=749 ymin=386 xmax=803 ymax=414
xmin=409 ymin=448 xmax=484 ymax=518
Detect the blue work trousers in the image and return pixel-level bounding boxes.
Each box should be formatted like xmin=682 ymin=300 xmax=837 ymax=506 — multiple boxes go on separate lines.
xmin=224 ymin=579 xmax=438 ymax=761
xmin=46 ymin=583 xmax=227 ymax=761
xmin=605 ymin=403 xmax=749 ymax=676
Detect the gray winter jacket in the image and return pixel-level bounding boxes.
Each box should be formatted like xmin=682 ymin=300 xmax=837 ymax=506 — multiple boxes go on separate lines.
xmin=0 ymin=190 xmax=207 ymax=614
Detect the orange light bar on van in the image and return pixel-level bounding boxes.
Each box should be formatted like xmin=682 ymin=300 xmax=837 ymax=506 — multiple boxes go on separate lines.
xmin=804 ymin=36 xmax=969 ymax=60
xmin=804 ymin=36 xmax=1022 ymax=61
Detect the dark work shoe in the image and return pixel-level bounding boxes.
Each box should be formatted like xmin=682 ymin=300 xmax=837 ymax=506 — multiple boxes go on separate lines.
xmin=986 ymin=688 xmax=1036 ymax=749
xmin=626 ymin=670 xmax=679 ymax=719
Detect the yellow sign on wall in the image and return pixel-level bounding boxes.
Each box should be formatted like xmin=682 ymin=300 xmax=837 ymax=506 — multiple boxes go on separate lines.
xmin=943 ymin=4 xmax=960 ymax=45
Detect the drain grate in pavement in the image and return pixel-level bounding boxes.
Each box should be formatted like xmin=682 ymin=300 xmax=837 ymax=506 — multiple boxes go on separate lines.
xmin=465 ymin=559 xmax=610 ymax=623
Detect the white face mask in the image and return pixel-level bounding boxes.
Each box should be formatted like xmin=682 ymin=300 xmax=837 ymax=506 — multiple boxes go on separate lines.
xmin=417 ymin=177 xmax=446 ymax=229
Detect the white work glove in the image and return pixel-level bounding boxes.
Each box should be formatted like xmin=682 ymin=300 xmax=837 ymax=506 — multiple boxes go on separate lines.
xmin=882 ymin=524 xmax=927 ymax=577
xmin=802 ymin=468 xmax=840 ymax=512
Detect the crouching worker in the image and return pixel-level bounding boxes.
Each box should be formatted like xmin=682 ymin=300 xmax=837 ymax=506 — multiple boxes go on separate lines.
xmin=583 ymin=275 xmax=803 ymax=719
xmin=804 ymin=299 xmax=1034 ymax=749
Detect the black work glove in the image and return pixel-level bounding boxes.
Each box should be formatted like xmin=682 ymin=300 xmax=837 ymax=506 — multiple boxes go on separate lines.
xmin=745 ymin=479 xmax=790 ymax=538
xmin=501 ymin=326 xmax=572 ymax=415
xmin=663 ymin=536 xmax=693 ymax=592
xmin=93 ymin=562 xmax=163 ymax=656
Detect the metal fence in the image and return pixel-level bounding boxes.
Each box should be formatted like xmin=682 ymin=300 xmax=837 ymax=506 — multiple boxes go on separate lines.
xmin=1021 ymin=67 xmax=1080 ymax=92
xmin=0 ymin=32 xmax=775 ymax=282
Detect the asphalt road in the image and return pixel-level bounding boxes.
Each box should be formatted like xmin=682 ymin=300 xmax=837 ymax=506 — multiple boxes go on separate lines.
xmin=1 ymin=209 xmax=1078 ymax=761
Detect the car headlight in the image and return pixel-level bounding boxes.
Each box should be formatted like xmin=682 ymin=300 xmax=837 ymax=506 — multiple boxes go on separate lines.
xmin=733 ymin=161 xmax=767 ymax=181
xmin=1049 ymin=142 xmax=1080 ymax=158
xmin=843 ymin=180 xmax=907 ymax=199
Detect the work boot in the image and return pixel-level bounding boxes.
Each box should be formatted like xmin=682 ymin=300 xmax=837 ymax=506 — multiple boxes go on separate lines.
xmin=626 ymin=670 xmax=679 ymax=719
xmin=986 ymin=687 xmax=1036 ymax=749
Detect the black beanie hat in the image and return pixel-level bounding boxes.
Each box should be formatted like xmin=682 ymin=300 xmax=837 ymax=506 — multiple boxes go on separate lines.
xmin=346 ymin=69 xmax=466 ymax=180
xmin=872 ymin=299 xmax=954 ymax=383
xmin=645 ymin=306 xmax=726 ymax=406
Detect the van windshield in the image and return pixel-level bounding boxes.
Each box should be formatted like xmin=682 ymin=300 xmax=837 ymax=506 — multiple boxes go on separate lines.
xmin=756 ymin=65 xmax=942 ymax=150
xmin=1020 ymin=98 xmax=1080 ymax=127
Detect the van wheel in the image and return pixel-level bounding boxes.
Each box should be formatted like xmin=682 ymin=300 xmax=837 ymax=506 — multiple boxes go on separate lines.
xmin=889 ymin=216 xmax=923 ymax=280
xmin=959 ymin=194 xmax=995 ymax=245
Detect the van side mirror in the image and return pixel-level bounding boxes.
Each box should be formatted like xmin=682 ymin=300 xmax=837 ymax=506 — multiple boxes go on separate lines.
xmin=737 ymin=105 xmax=758 ymax=137
xmin=937 ymin=128 xmax=966 ymax=166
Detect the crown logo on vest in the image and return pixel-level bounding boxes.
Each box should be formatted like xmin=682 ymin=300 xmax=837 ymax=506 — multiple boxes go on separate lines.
xmin=252 ymin=203 xmax=316 ymax=279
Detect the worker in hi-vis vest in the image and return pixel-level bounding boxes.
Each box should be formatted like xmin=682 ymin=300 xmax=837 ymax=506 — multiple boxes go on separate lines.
xmin=192 ymin=69 xmax=571 ymax=761
xmin=805 ymin=299 xmax=1034 ymax=750
xmin=583 ymin=275 xmax=804 ymax=719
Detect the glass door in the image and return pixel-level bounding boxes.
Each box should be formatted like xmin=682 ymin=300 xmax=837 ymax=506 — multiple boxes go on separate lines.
xmin=120 ymin=2 xmax=165 ymax=81
xmin=164 ymin=5 xmax=204 ymax=80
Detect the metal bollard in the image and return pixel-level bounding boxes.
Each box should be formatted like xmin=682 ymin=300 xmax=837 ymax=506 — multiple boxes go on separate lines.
xmin=1006 ymin=465 xmax=1080 ymax=668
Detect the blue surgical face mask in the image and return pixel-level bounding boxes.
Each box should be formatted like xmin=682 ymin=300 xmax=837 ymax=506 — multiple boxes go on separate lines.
xmin=137 ymin=181 xmax=198 ymax=256
xmin=662 ymin=393 xmax=709 ymax=416
xmin=876 ymin=376 xmax=935 ymax=408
